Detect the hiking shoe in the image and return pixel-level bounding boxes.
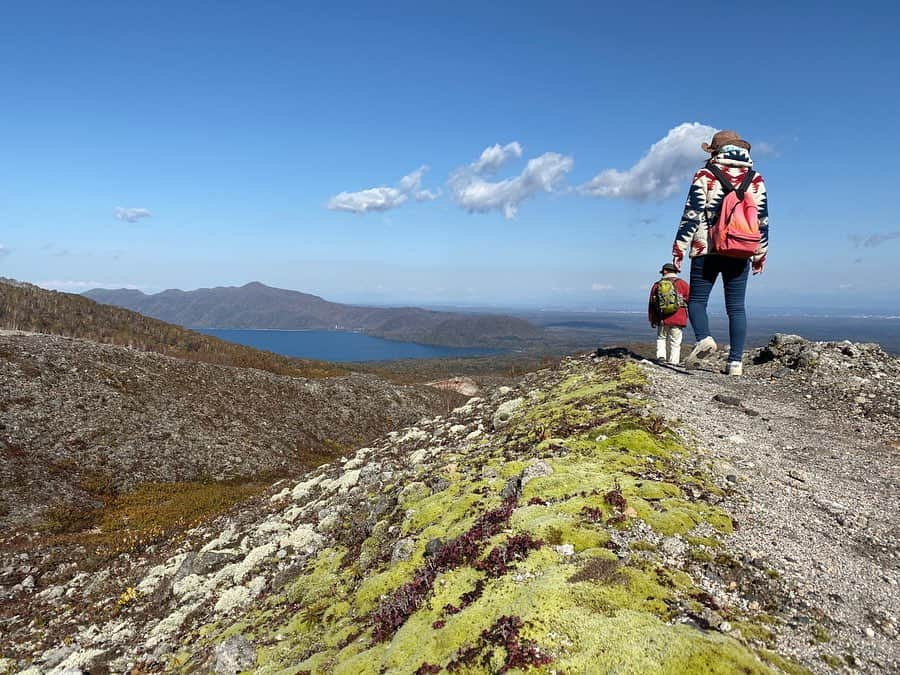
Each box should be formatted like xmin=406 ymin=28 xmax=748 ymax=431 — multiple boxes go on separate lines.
xmin=684 ymin=336 xmax=717 ymax=367
xmin=725 ymin=361 xmax=743 ymax=376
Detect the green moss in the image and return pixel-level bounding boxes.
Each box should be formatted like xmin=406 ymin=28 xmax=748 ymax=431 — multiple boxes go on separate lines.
xmin=690 ymin=548 xmax=714 ymax=563
xmin=397 ymin=481 xmax=431 ymax=509
xmin=732 ymin=620 xmax=775 ymax=645
xmin=402 ymin=482 xmax=488 ymax=535
xmin=812 ymin=624 xmax=831 ymax=643
xmin=820 ymin=653 xmax=843 ymax=669
xmin=629 ymin=540 xmax=657 ymax=551
xmin=498 ymin=460 xmax=528 ymax=478
xmin=511 ymin=506 xmax=609 ymax=551
xmin=635 ymin=479 xmax=682 ymax=500
xmin=354 ymin=560 xmax=420 ymax=616
xmin=758 ymin=649 xmax=812 ymax=675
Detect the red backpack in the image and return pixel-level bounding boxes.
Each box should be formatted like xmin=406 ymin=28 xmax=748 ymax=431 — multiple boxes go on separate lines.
xmin=706 ymin=162 xmax=760 ymax=258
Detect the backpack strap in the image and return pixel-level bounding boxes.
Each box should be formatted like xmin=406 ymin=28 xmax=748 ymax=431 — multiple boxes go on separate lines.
xmin=706 ymin=161 xmax=756 ymax=199
xmin=735 ymin=169 xmax=756 ymax=200
xmin=705 ymin=161 xmax=733 ymax=194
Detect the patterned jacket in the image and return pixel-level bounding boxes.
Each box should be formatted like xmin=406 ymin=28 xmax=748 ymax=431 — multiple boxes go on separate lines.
xmin=672 ymin=146 xmax=768 ymax=270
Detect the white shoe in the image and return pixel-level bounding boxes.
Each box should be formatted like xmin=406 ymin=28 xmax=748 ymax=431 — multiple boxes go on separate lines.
xmin=685 ymin=336 xmax=717 ymax=367
xmin=725 ymin=361 xmax=743 ymax=376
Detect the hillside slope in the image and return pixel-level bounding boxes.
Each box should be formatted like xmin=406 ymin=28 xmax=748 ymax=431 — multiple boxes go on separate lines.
xmin=2 ymin=343 xmax=888 ymax=674
xmin=0 ymin=332 xmax=460 ymax=530
xmin=85 ymin=282 xmax=544 ymax=349
xmin=0 ymin=279 xmax=344 ymax=378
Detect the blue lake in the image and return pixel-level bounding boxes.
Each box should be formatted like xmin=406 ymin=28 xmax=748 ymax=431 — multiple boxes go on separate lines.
xmin=197 ymin=329 xmax=505 ymax=362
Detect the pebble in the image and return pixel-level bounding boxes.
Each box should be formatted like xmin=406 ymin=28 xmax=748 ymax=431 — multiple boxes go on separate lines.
xmin=865 ymin=627 xmax=875 ymax=638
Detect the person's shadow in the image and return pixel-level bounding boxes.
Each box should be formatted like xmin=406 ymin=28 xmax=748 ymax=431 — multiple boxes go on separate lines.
xmin=594 ymin=345 xmax=693 ymax=375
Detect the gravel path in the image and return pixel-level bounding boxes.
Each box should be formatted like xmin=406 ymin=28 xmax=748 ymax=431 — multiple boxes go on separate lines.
xmin=644 ymin=343 xmax=899 ymax=674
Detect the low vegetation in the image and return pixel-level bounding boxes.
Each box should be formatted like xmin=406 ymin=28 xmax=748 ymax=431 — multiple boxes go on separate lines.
xmin=43 ymin=480 xmax=269 ymax=557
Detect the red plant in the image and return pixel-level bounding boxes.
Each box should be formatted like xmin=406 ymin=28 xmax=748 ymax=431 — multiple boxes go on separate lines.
xmin=446 ymin=615 xmax=553 ymax=672
xmin=372 ymin=497 xmax=517 ymax=642
xmin=475 ymin=534 xmax=543 ymax=578
xmin=581 ymin=506 xmax=604 ymax=523
xmin=604 ymin=483 xmax=627 ymax=510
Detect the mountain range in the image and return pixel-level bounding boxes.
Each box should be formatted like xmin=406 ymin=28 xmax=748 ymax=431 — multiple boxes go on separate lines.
xmin=84 ymin=282 xmax=544 ymax=348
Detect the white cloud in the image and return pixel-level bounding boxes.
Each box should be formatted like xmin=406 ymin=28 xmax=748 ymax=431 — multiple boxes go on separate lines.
xmin=37 ymin=280 xmax=146 ymax=292
xmin=754 ymin=141 xmax=779 ymax=157
xmin=397 ymin=166 xmax=426 ymax=192
xmin=415 ymin=188 xmax=441 ymax=202
xmin=450 ymin=144 xmax=574 ymax=219
xmin=579 ymin=122 xmax=717 ymax=201
xmin=0 ymin=244 xmax=10 ymax=258
xmin=327 ymin=186 xmax=408 ymax=214
xmin=114 ymin=207 xmax=152 ymax=223
xmin=328 ymin=165 xmax=439 ymax=214
xmin=591 ymin=283 xmax=613 ymax=291
xmin=470 ymin=142 xmax=523 ymax=174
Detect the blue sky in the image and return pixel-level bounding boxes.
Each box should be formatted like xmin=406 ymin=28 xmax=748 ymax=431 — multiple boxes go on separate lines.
xmin=2 ymin=1 xmax=899 ymax=312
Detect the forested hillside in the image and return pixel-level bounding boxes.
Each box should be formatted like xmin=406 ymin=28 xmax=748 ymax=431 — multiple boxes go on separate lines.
xmin=86 ymin=281 xmax=545 ymax=348
xmin=0 ymin=279 xmax=344 ymax=378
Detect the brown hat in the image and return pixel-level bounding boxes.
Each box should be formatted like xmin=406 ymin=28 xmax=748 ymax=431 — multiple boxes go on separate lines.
xmin=701 ymin=130 xmax=751 ymax=154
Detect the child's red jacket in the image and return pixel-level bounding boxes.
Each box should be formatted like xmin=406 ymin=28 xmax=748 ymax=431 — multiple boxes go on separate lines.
xmin=648 ymin=275 xmax=690 ymax=327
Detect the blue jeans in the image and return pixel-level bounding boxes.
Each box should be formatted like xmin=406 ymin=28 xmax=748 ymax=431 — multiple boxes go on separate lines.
xmin=688 ymin=255 xmax=750 ymax=362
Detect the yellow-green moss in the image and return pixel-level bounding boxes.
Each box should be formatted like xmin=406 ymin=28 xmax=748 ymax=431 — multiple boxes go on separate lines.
xmin=758 ymin=649 xmax=813 ymax=675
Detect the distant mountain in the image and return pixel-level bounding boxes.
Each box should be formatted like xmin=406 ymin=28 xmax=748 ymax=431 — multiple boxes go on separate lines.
xmin=0 ymin=278 xmax=344 ymax=378
xmin=85 ymin=282 xmax=544 ymax=348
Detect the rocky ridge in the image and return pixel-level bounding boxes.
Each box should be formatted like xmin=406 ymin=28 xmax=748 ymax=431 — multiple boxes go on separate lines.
xmin=1 ymin=335 xmax=896 ymax=674
xmin=1 ymin=349 xmax=841 ymax=675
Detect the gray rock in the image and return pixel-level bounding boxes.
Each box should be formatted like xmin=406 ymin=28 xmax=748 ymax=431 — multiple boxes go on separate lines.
xmin=193 ymin=550 xmax=241 ymax=576
xmin=391 ymin=538 xmax=416 ymax=563
xmin=481 ymin=465 xmax=499 ymax=480
xmin=712 ymin=394 xmax=743 ymax=408
xmin=492 ymin=397 xmax=525 ymax=430
xmin=42 ymin=645 xmax=77 ymax=668
xmin=424 ymin=538 xmax=443 ymax=557
xmin=701 ymin=608 xmax=724 ymax=630
xmin=660 ymin=536 xmax=687 ymax=558
xmin=500 ymin=476 xmax=522 ymax=501
xmin=214 ymin=634 xmax=256 ymax=675
xmin=521 ymin=460 xmax=553 ymax=486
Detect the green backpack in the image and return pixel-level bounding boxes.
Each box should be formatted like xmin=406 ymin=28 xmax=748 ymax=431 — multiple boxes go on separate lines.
xmin=655 ymin=278 xmax=681 ymax=317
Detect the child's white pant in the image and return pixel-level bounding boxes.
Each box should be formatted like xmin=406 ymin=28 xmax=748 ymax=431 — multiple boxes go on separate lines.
xmin=656 ymin=325 xmax=683 ymax=364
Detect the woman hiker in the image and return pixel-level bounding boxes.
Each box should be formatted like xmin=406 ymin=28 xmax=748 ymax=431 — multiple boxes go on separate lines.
xmin=671 ymin=130 xmax=769 ymax=376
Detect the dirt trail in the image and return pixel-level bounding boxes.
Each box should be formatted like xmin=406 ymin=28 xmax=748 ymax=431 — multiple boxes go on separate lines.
xmin=644 ymin=338 xmax=899 ymax=673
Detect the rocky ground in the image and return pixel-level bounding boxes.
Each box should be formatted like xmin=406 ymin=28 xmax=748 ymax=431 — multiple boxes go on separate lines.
xmin=0 ymin=334 xmax=896 ymax=674
xmin=0 ymin=332 xmax=461 ymax=529
xmin=645 ymin=334 xmax=899 ymax=673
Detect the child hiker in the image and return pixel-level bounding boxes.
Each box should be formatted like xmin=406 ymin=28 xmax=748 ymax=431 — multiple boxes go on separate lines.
xmin=648 ymin=263 xmax=690 ymax=365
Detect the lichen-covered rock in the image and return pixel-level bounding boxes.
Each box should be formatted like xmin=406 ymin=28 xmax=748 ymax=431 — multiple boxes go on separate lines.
xmin=492 ymin=397 xmax=524 ymax=429
xmin=213 ymin=634 xmax=256 ymax=674
xmin=521 ymin=459 xmax=553 ymax=486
